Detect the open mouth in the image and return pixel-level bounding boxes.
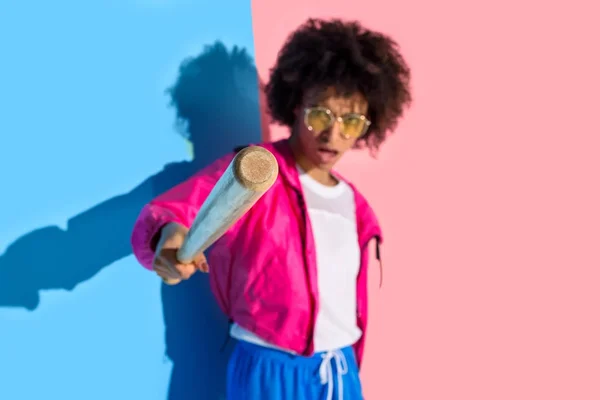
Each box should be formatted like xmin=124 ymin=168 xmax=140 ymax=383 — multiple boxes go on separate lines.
xmin=316 ymin=147 xmax=339 ymax=162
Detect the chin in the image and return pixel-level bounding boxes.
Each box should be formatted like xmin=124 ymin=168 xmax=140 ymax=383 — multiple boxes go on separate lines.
xmin=316 ymin=160 xmax=337 ymax=171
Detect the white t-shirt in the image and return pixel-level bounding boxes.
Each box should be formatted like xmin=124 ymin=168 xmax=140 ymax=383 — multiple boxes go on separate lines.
xmin=230 ymin=166 xmax=362 ymax=352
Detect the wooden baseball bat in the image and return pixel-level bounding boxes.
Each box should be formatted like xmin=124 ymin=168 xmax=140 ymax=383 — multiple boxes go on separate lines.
xmin=163 ymin=146 xmax=278 ymax=285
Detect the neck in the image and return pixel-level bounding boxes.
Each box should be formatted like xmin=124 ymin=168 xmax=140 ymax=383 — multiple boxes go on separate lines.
xmin=287 ymin=136 xmax=338 ymax=186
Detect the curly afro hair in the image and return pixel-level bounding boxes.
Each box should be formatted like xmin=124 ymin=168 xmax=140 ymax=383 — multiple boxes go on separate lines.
xmin=265 ymin=18 xmax=412 ymax=152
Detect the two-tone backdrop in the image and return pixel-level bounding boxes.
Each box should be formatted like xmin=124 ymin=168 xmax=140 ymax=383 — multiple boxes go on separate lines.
xmin=1 ymin=1 xmax=599 ymax=399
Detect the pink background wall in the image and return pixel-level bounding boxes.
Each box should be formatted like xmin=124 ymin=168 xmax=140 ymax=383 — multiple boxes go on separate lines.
xmin=252 ymin=1 xmax=600 ymax=398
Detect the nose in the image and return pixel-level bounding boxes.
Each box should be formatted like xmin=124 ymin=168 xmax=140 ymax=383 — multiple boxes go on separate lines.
xmin=330 ymin=117 xmax=343 ymax=139
xmin=317 ymin=118 xmax=342 ymax=143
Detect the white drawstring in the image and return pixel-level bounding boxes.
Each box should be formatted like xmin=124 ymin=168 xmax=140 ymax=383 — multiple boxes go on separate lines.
xmin=319 ymin=350 xmax=348 ymax=400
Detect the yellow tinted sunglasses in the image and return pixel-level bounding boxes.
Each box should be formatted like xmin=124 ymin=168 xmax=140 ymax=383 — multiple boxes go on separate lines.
xmin=304 ymin=107 xmax=371 ymax=139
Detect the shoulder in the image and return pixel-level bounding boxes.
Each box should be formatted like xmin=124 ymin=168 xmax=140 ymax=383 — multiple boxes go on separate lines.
xmin=333 ymin=171 xmax=382 ymax=239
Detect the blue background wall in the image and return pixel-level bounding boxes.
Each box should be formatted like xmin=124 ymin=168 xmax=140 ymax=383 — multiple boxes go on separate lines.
xmin=0 ymin=1 xmax=261 ymax=399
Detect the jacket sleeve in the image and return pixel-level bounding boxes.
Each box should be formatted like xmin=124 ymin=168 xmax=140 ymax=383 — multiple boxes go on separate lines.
xmin=130 ymin=153 xmax=235 ymax=270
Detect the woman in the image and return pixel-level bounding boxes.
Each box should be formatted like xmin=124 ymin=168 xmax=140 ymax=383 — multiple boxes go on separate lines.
xmin=131 ymin=18 xmax=411 ymax=400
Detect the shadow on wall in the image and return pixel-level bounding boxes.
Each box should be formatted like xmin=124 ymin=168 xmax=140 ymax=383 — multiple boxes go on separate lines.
xmin=0 ymin=41 xmax=271 ymax=400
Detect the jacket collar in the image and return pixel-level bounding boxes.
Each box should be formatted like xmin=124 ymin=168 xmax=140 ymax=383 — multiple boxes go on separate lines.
xmin=267 ymin=139 xmax=303 ymax=192
xmin=262 ymin=139 xmax=382 ymax=245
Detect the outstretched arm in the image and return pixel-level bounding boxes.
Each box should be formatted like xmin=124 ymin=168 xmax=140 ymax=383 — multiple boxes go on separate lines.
xmin=131 ymin=153 xmax=235 ymax=270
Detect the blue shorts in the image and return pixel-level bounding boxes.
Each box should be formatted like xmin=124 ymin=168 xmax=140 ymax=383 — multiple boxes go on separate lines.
xmin=226 ymin=340 xmax=363 ymax=399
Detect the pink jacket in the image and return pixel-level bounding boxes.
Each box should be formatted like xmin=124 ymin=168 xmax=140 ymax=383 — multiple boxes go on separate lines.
xmin=130 ymin=139 xmax=382 ymax=368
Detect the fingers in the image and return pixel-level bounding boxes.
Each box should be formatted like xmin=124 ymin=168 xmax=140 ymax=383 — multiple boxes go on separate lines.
xmin=154 ymin=254 xmax=199 ymax=283
xmin=196 ymin=261 xmax=209 ymax=273
xmin=158 ymin=257 xmax=196 ymax=280
xmin=152 ymin=246 xmax=209 ymax=286
xmin=162 ymin=276 xmax=181 ymax=286
xmin=193 ymin=252 xmax=209 ymax=273
xmin=174 ymin=251 xmax=209 ymax=273
xmin=176 ymin=262 xmax=197 ymax=280
xmin=192 ymin=251 xmax=207 ymax=265
xmin=153 ymin=257 xmax=181 ymax=281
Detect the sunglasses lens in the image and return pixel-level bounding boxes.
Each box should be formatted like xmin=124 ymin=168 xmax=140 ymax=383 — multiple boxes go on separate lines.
xmin=306 ymin=109 xmax=332 ymax=133
xmin=342 ymin=116 xmax=368 ymax=138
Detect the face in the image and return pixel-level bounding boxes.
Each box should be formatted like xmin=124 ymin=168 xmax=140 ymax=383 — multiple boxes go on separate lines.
xmin=291 ymin=87 xmax=370 ymax=171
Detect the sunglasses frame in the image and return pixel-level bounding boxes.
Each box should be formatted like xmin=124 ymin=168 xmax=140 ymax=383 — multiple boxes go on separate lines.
xmin=303 ymin=106 xmax=371 ymax=139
